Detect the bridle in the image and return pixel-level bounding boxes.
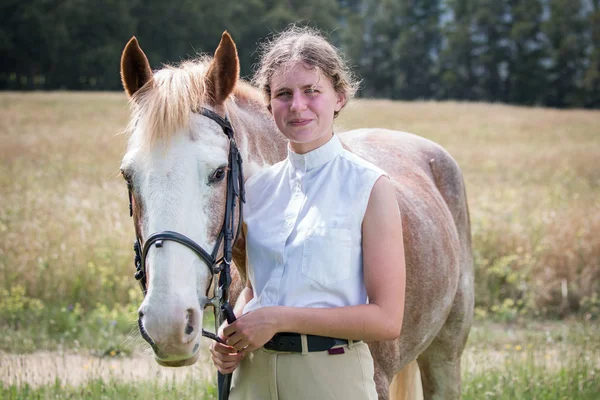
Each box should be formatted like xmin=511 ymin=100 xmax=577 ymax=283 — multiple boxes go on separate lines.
xmin=127 ymin=107 xmax=244 ymax=400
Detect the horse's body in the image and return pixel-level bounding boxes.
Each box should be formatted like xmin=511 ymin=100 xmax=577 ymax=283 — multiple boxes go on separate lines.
xmin=119 ymin=33 xmax=473 ymax=399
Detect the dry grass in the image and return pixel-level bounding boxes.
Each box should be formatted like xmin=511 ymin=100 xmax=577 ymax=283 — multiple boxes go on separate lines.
xmin=0 ymin=337 xmax=215 ymax=388
xmin=0 ymin=92 xmax=132 ymax=307
xmin=342 ymin=99 xmax=600 ymax=318
xmin=1 ymin=92 xmax=599 ymax=318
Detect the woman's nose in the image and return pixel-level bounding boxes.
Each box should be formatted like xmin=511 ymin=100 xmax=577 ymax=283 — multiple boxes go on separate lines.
xmin=290 ymin=91 xmax=307 ymax=112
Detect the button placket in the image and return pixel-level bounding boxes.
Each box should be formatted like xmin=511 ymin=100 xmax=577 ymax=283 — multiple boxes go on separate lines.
xmin=270 ymin=175 xmax=305 ymax=306
xmin=283 ymin=178 xmax=304 ymax=233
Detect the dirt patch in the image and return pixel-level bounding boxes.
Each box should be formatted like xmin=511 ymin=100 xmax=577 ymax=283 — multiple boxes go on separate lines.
xmin=0 ymin=339 xmax=216 ymax=388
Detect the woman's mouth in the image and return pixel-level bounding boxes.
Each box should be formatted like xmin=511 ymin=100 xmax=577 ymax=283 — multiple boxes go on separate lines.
xmin=288 ymin=119 xmax=312 ymax=126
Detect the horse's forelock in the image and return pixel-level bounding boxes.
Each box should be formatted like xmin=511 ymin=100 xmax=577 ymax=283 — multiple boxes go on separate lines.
xmin=126 ymin=56 xmax=260 ymax=151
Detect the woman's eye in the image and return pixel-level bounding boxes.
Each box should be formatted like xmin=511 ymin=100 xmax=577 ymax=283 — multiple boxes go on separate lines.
xmin=305 ymin=88 xmax=318 ymax=94
xmin=210 ymin=167 xmax=227 ymax=183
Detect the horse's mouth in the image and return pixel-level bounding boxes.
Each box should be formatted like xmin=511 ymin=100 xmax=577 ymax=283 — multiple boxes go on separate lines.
xmin=155 ymin=351 xmax=200 ymax=367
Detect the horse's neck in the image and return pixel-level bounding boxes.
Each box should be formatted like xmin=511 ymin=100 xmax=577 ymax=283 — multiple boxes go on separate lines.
xmin=233 ymin=105 xmax=288 ymax=179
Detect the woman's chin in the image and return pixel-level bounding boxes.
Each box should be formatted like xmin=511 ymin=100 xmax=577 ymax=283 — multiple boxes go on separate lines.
xmin=156 ymin=351 xmax=200 ymax=367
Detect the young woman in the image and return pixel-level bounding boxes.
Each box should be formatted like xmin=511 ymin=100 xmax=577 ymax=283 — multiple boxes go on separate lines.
xmin=210 ymin=26 xmax=406 ymax=399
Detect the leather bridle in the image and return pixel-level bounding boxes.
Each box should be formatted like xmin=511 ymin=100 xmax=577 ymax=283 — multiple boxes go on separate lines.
xmin=127 ymin=107 xmax=244 ymax=400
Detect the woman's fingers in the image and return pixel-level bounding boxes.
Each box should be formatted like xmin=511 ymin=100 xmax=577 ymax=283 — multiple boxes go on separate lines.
xmin=225 ymin=332 xmax=249 ymax=351
xmin=210 ymin=342 xmax=244 ymax=374
xmin=211 ymin=356 xmax=239 ymax=374
xmin=211 ymin=341 xmax=237 ymax=355
xmin=223 ymin=321 xmax=236 ymax=338
xmin=210 ymin=342 xmax=244 ymax=360
xmin=211 ymin=349 xmax=240 ymax=362
xmin=217 ymin=321 xmax=230 ymax=341
xmin=211 ymin=353 xmax=240 ymax=368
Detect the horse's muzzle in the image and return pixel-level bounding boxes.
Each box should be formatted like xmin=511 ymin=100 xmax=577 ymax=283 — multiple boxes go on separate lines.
xmin=155 ymin=351 xmax=200 ymax=367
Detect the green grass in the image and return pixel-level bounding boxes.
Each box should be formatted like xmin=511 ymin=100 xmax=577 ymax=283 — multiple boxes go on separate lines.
xmin=0 ymin=303 xmax=137 ymax=355
xmin=463 ymin=362 xmax=600 ymax=399
xmin=0 ymin=300 xmax=217 ymax=354
xmin=462 ymin=320 xmax=600 ymax=398
xmin=0 ymin=378 xmax=217 ymax=400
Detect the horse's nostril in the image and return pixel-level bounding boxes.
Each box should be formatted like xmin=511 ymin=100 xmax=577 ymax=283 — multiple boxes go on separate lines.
xmin=185 ymin=308 xmax=195 ymax=335
xmin=138 ymin=310 xmax=144 ymax=319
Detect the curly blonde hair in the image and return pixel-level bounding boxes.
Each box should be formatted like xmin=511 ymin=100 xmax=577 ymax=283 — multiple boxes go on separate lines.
xmin=253 ymin=26 xmax=360 ymax=117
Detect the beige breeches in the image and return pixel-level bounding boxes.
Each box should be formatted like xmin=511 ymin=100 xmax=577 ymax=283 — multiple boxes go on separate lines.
xmin=230 ymin=340 xmax=378 ymax=400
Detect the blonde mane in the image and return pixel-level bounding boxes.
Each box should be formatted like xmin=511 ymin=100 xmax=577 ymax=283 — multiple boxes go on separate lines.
xmin=126 ymin=56 xmax=262 ymax=149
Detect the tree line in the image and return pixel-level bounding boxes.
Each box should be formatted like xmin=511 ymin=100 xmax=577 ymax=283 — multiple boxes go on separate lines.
xmin=2 ymin=0 xmax=598 ymax=108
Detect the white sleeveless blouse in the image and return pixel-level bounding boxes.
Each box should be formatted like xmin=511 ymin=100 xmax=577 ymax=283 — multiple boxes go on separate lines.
xmin=242 ymin=134 xmax=386 ymax=314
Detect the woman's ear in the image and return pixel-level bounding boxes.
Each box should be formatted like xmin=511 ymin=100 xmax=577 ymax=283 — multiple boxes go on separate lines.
xmin=335 ymin=92 xmax=346 ymax=113
xmin=333 ymin=93 xmax=346 ymax=118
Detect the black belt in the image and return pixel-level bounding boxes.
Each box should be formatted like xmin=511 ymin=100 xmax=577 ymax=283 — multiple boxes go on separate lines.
xmin=264 ymin=333 xmax=360 ymax=353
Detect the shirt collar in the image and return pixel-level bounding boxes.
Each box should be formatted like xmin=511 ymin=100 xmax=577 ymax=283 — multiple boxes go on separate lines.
xmin=287 ymin=134 xmax=343 ymax=172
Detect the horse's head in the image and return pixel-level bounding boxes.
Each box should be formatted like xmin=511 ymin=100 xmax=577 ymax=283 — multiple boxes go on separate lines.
xmin=119 ymin=32 xmax=241 ymax=366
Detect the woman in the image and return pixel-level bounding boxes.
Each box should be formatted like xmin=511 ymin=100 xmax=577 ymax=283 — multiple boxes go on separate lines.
xmin=210 ymin=26 xmax=406 ymax=400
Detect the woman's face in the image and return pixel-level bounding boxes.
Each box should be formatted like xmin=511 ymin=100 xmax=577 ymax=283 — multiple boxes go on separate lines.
xmin=270 ymin=63 xmax=345 ymax=154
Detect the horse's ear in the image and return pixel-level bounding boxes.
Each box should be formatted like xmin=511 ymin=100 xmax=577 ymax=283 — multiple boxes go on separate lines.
xmin=205 ymin=31 xmax=240 ymax=105
xmin=120 ymin=36 xmax=153 ymax=98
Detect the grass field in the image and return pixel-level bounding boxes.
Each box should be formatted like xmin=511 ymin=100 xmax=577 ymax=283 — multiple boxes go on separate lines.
xmin=1 ymin=92 xmax=599 ymax=398
xmin=1 ymin=321 xmax=598 ymax=399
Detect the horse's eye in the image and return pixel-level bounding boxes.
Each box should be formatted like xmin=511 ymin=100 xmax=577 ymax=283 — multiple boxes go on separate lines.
xmin=210 ymin=167 xmax=227 ymax=183
xmin=120 ymin=169 xmax=131 ymax=184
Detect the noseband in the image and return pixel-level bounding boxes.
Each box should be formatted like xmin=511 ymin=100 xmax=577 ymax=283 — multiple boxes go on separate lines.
xmin=128 ymin=107 xmax=244 ymax=340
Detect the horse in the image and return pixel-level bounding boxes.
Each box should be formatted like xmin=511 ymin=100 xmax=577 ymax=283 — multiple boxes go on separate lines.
xmin=119 ymin=32 xmax=474 ymax=400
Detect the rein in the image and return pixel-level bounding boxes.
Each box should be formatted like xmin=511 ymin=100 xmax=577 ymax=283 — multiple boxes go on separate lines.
xmin=128 ymin=107 xmax=244 ymax=400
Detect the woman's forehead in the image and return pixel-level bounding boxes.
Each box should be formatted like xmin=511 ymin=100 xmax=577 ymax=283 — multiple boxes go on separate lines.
xmin=271 ymin=62 xmax=327 ymax=88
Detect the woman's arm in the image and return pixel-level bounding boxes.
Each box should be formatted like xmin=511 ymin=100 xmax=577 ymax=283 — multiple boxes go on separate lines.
xmin=232 ymin=282 xmax=254 ymax=319
xmin=224 ymin=176 xmax=406 ymax=351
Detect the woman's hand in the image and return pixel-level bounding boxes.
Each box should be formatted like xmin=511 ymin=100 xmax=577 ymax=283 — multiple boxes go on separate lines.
xmin=210 ymin=322 xmax=244 ymax=374
xmin=210 ymin=341 xmax=244 ymax=374
xmin=223 ymin=307 xmax=281 ymax=353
